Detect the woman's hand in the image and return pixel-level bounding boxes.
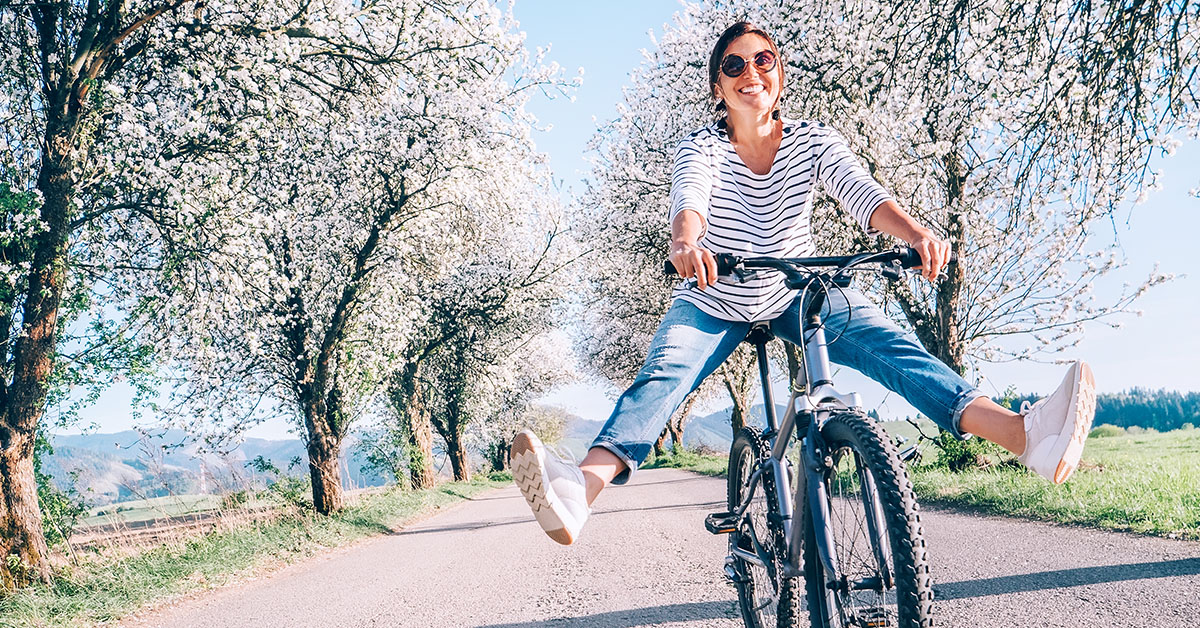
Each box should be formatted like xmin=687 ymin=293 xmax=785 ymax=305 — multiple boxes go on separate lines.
xmin=908 ymin=230 xmax=952 ymax=282
xmin=670 ymin=240 xmax=718 ymax=290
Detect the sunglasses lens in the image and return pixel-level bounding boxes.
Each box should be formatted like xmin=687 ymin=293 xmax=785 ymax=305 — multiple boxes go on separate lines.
xmin=721 ymin=55 xmax=747 ymax=78
xmin=754 ymin=50 xmax=776 ymax=70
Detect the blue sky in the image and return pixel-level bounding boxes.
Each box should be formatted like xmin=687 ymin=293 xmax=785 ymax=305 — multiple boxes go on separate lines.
xmin=68 ymin=0 xmax=1200 ymax=436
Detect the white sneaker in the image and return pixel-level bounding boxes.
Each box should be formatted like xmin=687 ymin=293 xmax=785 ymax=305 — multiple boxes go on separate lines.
xmin=1018 ymin=360 xmax=1097 ymax=484
xmin=510 ymin=430 xmax=590 ymax=545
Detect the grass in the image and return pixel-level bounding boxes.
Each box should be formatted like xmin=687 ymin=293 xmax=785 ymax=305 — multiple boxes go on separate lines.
xmin=0 ymin=473 xmax=510 ymax=628
xmin=635 ymin=426 xmax=1200 ymax=541
xmin=82 ymin=494 xmax=225 ymax=527
xmin=911 ymin=427 xmax=1200 ymax=539
xmin=642 ymin=446 xmax=729 ymax=477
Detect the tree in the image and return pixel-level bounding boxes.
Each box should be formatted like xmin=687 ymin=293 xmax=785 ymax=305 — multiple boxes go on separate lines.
xmin=396 ymin=199 xmax=573 ymax=482
xmin=579 ymin=0 xmax=1198 ymax=415
xmin=151 ymin=1 xmax=571 ymax=512
xmin=0 ymin=0 xmax=447 ymax=588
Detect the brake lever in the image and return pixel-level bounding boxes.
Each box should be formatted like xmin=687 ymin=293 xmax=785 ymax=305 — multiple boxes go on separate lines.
xmin=731 ymin=267 xmax=758 ymax=284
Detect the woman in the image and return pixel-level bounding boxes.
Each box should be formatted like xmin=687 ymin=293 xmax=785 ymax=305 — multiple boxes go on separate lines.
xmin=511 ymin=22 xmax=1095 ymax=546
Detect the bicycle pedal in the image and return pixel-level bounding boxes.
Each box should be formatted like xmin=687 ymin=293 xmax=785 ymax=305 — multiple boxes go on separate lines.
xmin=857 ymin=606 xmax=891 ymax=628
xmin=705 ymin=511 xmax=738 ymax=535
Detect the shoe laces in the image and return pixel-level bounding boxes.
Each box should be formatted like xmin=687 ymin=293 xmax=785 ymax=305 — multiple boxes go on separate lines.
xmin=1019 ymin=400 xmax=1034 ymax=416
xmin=548 ymin=443 xmax=579 ymax=466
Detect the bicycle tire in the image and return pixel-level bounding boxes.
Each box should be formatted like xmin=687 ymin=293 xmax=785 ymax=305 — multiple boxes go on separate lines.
xmin=801 ymin=412 xmax=933 ymax=628
xmin=728 ymin=428 xmax=801 ymax=628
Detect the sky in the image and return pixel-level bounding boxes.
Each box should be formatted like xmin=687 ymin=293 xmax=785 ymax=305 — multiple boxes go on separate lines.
xmin=66 ymin=0 xmax=1200 ymax=437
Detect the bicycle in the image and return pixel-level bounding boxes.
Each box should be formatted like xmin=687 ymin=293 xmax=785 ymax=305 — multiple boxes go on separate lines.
xmin=666 ymin=247 xmax=938 ymax=628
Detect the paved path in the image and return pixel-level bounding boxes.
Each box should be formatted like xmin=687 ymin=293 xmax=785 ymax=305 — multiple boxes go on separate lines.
xmin=125 ymin=468 xmax=1200 ymax=627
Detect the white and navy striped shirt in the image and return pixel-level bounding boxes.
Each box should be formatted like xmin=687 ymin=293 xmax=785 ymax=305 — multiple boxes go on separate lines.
xmin=668 ymin=119 xmax=892 ymax=322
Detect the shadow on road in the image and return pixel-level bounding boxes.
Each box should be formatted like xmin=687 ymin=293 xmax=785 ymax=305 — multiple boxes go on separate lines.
xmin=472 ymin=600 xmax=738 ymax=627
xmin=934 ymin=557 xmax=1200 ymax=600
xmin=395 ymin=499 xmax=727 ymax=537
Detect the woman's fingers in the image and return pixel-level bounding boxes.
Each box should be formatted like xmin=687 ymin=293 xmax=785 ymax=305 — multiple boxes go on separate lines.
xmin=670 ymin=243 xmax=718 ymax=290
xmin=914 ymin=236 xmax=950 ymax=282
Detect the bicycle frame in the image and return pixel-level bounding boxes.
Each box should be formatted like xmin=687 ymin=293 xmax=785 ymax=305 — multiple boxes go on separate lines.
xmin=727 ymin=274 xmax=885 ymax=593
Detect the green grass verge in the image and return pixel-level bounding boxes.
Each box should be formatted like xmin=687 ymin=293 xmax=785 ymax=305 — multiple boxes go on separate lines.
xmin=0 ymin=473 xmax=509 ymax=628
xmin=642 ymin=447 xmax=728 ymax=477
xmin=635 ymin=428 xmax=1200 ymax=540
xmin=911 ymin=428 xmax=1200 ymax=539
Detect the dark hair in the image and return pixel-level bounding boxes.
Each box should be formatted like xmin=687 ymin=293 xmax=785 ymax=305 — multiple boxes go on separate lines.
xmin=708 ymin=22 xmax=784 ymax=123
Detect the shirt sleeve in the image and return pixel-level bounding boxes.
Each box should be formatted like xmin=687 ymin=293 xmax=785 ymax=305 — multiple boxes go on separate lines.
xmin=814 ymin=129 xmax=892 ymax=235
xmin=667 ymin=132 xmax=715 ymax=231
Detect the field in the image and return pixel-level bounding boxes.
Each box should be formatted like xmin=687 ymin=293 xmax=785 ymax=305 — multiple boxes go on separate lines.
xmin=912 ymin=426 xmax=1200 ymax=539
xmin=646 ymin=424 xmax=1200 ymax=540
xmin=2 ymin=474 xmax=510 ymax=628
xmin=82 ymin=494 xmax=224 ymax=527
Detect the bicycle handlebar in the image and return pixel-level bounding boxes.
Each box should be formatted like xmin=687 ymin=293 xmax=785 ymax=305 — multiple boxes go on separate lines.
xmin=662 ymin=247 xmax=957 ymax=277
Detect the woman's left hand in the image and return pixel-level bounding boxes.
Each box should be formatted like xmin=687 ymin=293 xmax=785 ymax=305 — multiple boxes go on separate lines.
xmin=909 ymin=231 xmax=952 ymax=282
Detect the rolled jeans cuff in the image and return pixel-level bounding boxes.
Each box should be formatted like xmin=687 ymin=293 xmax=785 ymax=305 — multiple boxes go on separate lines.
xmin=590 ymin=436 xmax=640 ymax=485
xmin=949 ymin=388 xmax=985 ymax=440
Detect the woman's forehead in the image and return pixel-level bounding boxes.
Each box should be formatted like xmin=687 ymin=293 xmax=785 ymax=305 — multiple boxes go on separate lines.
xmin=723 ymin=33 xmax=772 ymax=56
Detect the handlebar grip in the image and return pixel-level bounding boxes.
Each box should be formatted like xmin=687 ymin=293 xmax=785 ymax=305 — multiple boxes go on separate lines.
xmin=897 ymin=247 xmax=958 ymax=269
xmin=664 ymin=253 xmax=740 ymax=277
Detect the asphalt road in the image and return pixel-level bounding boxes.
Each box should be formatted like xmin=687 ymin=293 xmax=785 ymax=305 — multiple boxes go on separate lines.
xmin=124 ymin=468 xmax=1200 ymax=628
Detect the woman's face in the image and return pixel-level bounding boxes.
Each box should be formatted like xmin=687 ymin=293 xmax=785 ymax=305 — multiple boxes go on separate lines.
xmin=713 ymin=34 xmax=781 ymax=118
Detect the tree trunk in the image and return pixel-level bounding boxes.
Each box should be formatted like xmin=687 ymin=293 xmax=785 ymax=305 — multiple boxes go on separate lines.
xmin=307 ymin=439 xmax=344 ymax=514
xmin=935 ymin=151 xmax=968 ymax=375
xmin=446 ymin=429 xmax=470 ymax=482
xmin=653 ymin=426 xmax=669 ymax=457
xmin=0 ymin=117 xmax=77 ymax=588
xmin=722 ymin=368 xmax=750 ymax=436
xmin=0 ymin=434 xmax=50 ymax=589
xmin=301 ymin=394 xmax=345 ymax=514
xmin=391 ymin=364 xmax=436 ymax=489
xmin=408 ymin=409 xmax=436 ymax=489
xmin=668 ymin=394 xmax=698 ymax=449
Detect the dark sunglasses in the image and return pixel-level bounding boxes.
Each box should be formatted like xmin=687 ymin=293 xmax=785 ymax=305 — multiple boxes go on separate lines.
xmin=720 ymin=49 xmax=777 ymax=78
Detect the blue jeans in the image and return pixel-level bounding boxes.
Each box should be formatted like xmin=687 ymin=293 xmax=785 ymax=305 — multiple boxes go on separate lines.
xmin=592 ymin=289 xmax=983 ymax=484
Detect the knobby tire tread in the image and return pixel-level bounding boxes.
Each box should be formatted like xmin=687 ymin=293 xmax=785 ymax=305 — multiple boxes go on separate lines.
xmin=801 ymin=412 xmax=933 ymax=628
xmin=729 ymin=428 xmax=802 ymax=628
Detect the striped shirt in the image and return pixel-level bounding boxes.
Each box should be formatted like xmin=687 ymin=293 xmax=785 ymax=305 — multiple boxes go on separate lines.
xmin=668 ymin=119 xmax=893 ymax=322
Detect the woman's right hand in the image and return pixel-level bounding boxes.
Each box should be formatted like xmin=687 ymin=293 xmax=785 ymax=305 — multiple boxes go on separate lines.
xmin=670 ymin=240 xmax=718 ymax=290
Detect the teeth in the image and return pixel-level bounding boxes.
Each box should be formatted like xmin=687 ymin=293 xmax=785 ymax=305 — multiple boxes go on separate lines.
xmin=739 ymin=86 xmax=764 ymax=94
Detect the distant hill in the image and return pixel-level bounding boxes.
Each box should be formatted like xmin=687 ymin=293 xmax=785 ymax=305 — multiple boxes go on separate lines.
xmin=44 ymin=430 xmax=388 ymax=506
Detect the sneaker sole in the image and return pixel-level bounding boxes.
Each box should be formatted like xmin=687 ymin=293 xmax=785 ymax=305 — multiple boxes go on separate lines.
xmin=1052 ymin=362 xmax=1096 ymax=484
xmin=510 ymin=432 xmax=576 ymax=545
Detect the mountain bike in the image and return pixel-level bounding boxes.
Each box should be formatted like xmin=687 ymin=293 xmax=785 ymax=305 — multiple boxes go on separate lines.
xmin=666 ymin=247 xmax=938 ymax=628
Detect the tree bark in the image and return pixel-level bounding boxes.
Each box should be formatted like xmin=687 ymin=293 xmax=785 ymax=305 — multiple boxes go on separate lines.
xmin=445 ymin=429 xmax=470 ymax=482
xmin=307 ymin=436 xmax=344 ymax=513
xmin=935 ymin=150 xmax=968 ymax=375
xmin=0 ymin=434 xmax=50 ymax=589
xmin=0 ymin=105 xmax=78 ymax=588
xmin=722 ymin=367 xmax=751 ymax=436
xmin=668 ymin=394 xmax=698 ymax=449
xmin=653 ymin=426 xmax=669 ymax=457
xmin=391 ymin=364 xmax=436 ymax=489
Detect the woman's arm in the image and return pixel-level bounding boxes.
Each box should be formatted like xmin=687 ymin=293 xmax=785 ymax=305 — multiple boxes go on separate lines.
xmin=868 ymin=199 xmax=952 ymax=282
xmin=670 ymin=209 xmax=718 ymax=290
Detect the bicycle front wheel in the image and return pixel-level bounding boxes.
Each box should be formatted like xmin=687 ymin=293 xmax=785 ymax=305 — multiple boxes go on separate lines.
xmin=802 ymin=412 xmax=933 ymax=628
xmin=728 ymin=428 xmax=801 ymax=628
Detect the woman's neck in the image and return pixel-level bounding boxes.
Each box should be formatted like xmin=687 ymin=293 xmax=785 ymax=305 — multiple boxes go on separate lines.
xmin=726 ymin=110 xmax=779 ymax=145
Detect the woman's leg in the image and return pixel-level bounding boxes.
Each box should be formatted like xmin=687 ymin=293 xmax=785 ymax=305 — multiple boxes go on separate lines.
xmin=770 ymin=288 xmax=982 ymax=439
xmin=960 ymin=397 xmax=1025 ymax=454
xmin=771 ymin=287 xmax=1095 ymax=483
xmin=588 ymin=299 xmax=749 ymax=489
xmin=512 ymin=299 xmax=747 ymax=543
